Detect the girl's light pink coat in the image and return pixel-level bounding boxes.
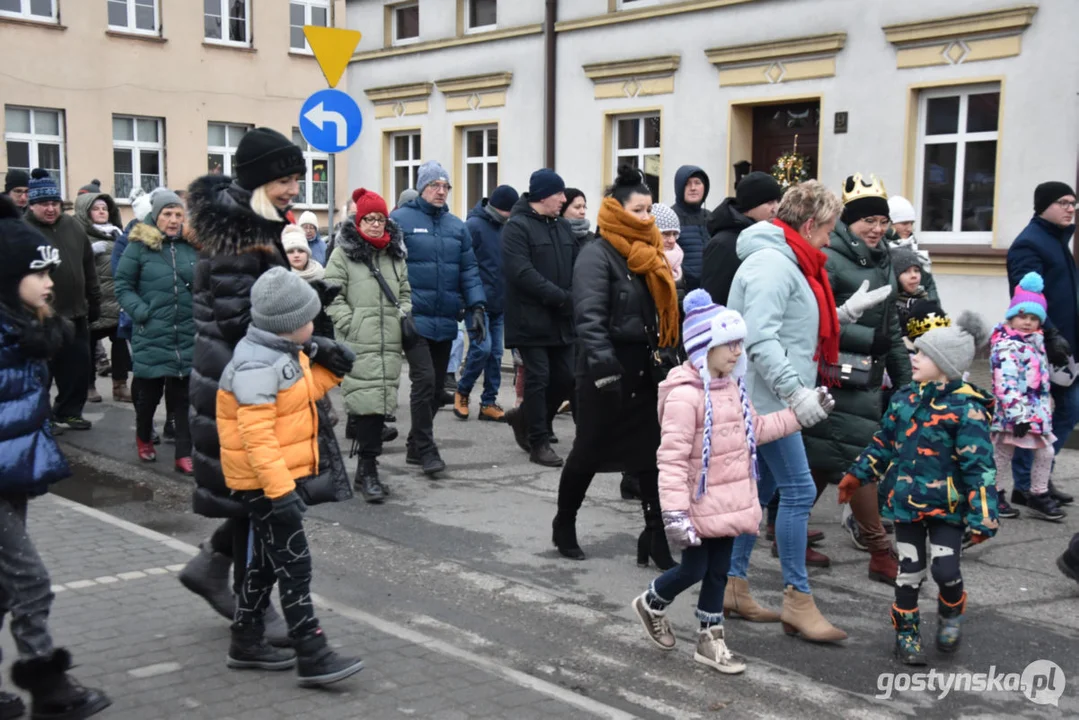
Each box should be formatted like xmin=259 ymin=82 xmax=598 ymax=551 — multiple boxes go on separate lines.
xmin=657 ymin=363 xmax=801 ymax=539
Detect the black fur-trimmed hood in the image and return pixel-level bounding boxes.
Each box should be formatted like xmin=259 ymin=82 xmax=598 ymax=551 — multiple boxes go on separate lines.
xmin=185 ymin=174 xmax=287 ymax=258
xmin=334 ymin=216 xmax=407 ymax=264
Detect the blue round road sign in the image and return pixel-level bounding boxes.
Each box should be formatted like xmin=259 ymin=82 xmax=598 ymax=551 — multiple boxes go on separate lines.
xmin=299 ymin=88 xmax=363 ymax=154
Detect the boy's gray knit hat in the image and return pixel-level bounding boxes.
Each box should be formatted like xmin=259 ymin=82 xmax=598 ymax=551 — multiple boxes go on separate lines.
xmin=914 ymin=311 xmax=989 ymax=380
xmin=250 ymin=266 xmax=321 ymax=334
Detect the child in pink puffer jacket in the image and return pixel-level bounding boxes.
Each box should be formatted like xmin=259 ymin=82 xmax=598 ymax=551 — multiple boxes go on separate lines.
xmin=631 ymin=289 xmax=829 ymax=675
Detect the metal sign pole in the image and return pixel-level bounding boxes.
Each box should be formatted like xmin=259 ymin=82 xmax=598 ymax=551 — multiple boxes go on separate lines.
xmin=327 ymin=153 xmax=336 ymax=233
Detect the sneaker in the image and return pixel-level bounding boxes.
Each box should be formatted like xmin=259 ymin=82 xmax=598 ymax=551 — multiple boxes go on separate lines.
xmin=1027 ymin=492 xmax=1066 ymax=522
xmin=631 ymin=592 xmax=675 ymax=651
xmin=694 ymin=625 xmax=746 ymax=675
xmin=479 ymin=404 xmax=505 ymax=422
xmin=453 ymin=391 xmax=470 ymax=420
xmin=1049 ymin=480 xmax=1074 ymax=506
xmin=842 ymin=509 xmax=868 ymax=551
xmin=53 ymin=415 xmax=91 ymax=431
xmin=998 ymin=495 xmax=1021 ymax=519
xmin=86 ymin=386 xmax=102 ymax=403
xmin=227 ymin=627 xmax=297 ymax=671
xmin=48 ymin=420 xmax=65 ymax=437
xmin=1010 ymin=488 xmax=1030 ymax=507
xmin=295 ymin=633 xmax=364 ymax=688
xmin=421 ymin=451 xmax=446 ymax=476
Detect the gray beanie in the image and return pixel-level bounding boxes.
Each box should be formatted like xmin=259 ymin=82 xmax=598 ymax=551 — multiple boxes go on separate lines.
xmin=250 ymin=267 xmax=322 ymax=334
xmin=914 ymin=311 xmax=989 ymax=380
xmin=891 ymin=247 xmax=922 ymax=277
xmin=397 ymin=188 xmax=419 ymax=208
xmin=415 ymin=161 xmax=449 ymax=193
xmin=149 ymin=189 xmax=183 ymax=225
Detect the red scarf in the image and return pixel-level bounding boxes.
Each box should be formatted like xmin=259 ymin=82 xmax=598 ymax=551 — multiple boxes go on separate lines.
xmin=360 ymin=228 xmax=390 ymax=250
xmin=773 ymin=218 xmax=840 ymax=377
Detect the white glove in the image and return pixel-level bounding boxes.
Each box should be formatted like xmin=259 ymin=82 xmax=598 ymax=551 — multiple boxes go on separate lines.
xmin=662 ymin=510 xmax=700 ymax=550
xmin=91 ymin=240 xmax=109 ymax=255
xmin=837 ymin=280 xmax=892 ymax=325
xmin=816 ymin=386 xmax=836 ymax=414
xmin=786 ymin=386 xmax=829 ymax=428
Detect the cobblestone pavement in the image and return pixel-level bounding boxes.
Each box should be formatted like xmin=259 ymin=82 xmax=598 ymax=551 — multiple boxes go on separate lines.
xmin=3 ymin=495 xmax=634 ymax=720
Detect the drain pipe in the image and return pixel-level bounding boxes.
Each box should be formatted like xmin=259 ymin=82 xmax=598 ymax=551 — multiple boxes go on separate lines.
xmin=544 ymin=0 xmax=557 ymax=169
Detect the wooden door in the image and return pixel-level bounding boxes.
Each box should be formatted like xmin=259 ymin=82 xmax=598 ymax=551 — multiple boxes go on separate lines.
xmin=751 ymin=102 xmax=821 ymax=180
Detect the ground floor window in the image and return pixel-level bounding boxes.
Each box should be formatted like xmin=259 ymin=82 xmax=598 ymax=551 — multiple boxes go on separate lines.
xmin=612 ymin=113 xmax=661 ymax=201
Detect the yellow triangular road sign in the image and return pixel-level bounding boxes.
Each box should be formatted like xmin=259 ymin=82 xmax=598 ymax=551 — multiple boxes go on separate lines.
xmin=304 ymin=26 xmax=362 ymax=88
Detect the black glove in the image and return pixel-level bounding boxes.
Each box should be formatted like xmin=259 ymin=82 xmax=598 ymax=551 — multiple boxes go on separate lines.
xmin=309 ymin=279 xmax=341 ymax=307
xmin=271 ymin=491 xmax=307 ymax=524
xmin=1045 ymin=327 xmax=1072 ymax=368
xmin=870 ymin=328 xmax=891 ymax=357
xmin=469 ymin=306 xmax=487 ymax=344
xmin=87 ymin=303 xmax=101 ymax=325
xmin=1013 ymin=422 xmax=1031 ymax=439
xmin=308 ymin=336 xmax=356 ymax=377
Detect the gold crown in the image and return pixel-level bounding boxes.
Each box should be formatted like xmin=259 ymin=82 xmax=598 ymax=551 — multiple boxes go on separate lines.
xmin=906 ymin=312 xmax=951 ymax=340
xmin=842 ymin=173 xmax=888 ymax=205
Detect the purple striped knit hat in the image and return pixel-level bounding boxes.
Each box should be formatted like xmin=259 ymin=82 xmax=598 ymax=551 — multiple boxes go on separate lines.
xmin=683 ymin=289 xmax=724 ymax=371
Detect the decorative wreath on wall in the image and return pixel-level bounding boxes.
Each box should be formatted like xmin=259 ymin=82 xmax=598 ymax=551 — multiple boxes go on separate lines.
xmin=771 ymin=134 xmax=811 ymax=190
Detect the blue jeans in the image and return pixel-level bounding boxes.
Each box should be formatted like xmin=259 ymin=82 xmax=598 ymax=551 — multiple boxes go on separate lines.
xmin=1011 ymin=381 xmax=1079 ymax=492
xmin=650 ymin=536 xmax=734 ymax=625
xmin=448 ymin=324 xmax=466 ymax=377
xmin=456 ymin=312 xmax=503 ymax=406
xmin=728 ymin=432 xmax=815 ymax=594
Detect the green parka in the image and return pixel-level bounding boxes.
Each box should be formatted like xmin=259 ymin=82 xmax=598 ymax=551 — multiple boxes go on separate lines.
xmin=74 ymin=192 xmax=124 ymax=332
xmin=802 ymin=220 xmax=912 ymax=483
xmin=114 ymin=222 xmax=198 ymax=379
xmin=324 ymin=218 xmax=411 ymax=417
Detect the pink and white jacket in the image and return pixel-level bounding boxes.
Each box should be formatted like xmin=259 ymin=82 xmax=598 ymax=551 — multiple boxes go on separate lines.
xmin=657 ymin=362 xmax=801 ymax=538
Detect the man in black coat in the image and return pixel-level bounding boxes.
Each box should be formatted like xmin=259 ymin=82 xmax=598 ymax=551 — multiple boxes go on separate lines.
xmin=701 ymin=171 xmax=783 ymax=305
xmin=503 ymin=169 xmax=578 ymax=467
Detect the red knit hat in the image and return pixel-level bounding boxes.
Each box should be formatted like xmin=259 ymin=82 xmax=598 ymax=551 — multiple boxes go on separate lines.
xmin=352 ymin=188 xmax=388 ymax=224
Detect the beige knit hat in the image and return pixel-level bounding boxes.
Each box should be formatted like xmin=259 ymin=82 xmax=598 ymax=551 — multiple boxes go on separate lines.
xmin=281 ymin=224 xmax=310 ymax=254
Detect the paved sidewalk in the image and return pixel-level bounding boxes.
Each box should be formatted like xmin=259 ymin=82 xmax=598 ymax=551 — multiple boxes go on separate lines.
xmin=3 ymin=495 xmax=635 ymax=720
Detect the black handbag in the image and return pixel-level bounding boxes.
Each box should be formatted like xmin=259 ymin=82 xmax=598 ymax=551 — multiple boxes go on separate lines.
xmin=364 ymin=257 xmax=419 ymax=351
xmin=295 ymin=398 xmax=353 ymax=505
xmin=645 ymin=317 xmax=681 ymax=384
xmin=821 ymin=351 xmax=873 ymax=389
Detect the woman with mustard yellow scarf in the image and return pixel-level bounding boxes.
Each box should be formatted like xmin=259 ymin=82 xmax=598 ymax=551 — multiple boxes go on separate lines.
xmin=553 ymin=166 xmax=681 ymax=569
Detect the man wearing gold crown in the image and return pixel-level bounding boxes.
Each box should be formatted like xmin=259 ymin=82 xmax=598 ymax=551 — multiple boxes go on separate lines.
xmin=801 ymin=173 xmax=908 ymax=587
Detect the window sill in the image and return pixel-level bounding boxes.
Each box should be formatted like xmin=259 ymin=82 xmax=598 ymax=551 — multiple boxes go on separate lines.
xmin=288 ymin=49 xmax=316 ymax=58
xmin=202 ymin=41 xmax=256 ymax=53
xmin=106 ymin=29 xmax=166 ymax=43
xmin=292 ymin=204 xmax=329 ymax=211
xmin=0 ymin=15 xmax=64 ymax=30
xmin=927 ymin=244 xmax=1006 ymax=258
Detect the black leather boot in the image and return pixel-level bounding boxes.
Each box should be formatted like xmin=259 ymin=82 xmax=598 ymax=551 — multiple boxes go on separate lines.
xmin=639 ymin=500 xmax=677 ymax=570
xmin=552 ymin=512 xmax=585 ymax=560
xmin=11 ymin=649 xmax=111 ymax=720
xmin=356 ymin=457 xmax=386 ymax=504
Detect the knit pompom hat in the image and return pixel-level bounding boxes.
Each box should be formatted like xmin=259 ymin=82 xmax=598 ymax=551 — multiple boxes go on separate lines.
xmin=1006 ymin=272 xmax=1047 ymax=324
xmin=281 ymin=224 xmax=310 ymax=254
xmin=915 ymin=311 xmax=989 ymax=381
xmin=682 ymin=289 xmax=723 ymax=369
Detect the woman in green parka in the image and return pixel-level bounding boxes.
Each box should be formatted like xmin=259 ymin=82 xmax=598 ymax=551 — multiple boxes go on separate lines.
xmin=324 ymin=188 xmax=411 ymax=505
xmin=802 ymin=174 xmax=910 ymax=586
xmin=114 ymin=190 xmax=197 ymax=474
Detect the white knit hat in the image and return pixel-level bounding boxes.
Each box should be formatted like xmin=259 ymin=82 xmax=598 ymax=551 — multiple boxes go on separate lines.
xmin=888 ymin=196 xmax=916 ymax=224
xmin=650 ymin=202 xmax=681 ymax=237
xmin=281 ymin=224 xmax=310 ymax=254
xmin=706 ymin=308 xmax=748 ymax=380
xmin=298 ymin=210 xmax=319 ymax=229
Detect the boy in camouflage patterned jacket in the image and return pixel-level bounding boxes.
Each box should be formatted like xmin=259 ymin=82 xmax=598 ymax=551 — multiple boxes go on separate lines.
xmin=839 ymin=311 xmax=998 ymax=666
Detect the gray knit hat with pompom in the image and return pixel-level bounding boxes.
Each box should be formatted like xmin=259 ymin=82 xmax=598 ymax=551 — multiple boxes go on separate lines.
xmin=914 ymin=311 xmax=989 ymax=381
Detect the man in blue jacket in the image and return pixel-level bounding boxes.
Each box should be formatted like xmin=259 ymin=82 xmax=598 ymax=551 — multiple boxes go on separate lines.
xmin=672 ymin=165 xmax=710 ymax=290
xmin=456 ymin=184 xmax=518 ymax=424
xmin=1006 ymin=181 xmax=1077 ymax=509
xmin=391 ymin=160 xmax=486 ymax=476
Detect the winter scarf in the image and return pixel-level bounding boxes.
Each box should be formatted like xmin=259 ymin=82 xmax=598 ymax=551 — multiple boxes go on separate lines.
xmin=565 ymin=217 xmax=592 ymax=239
xmin=597 ymin=197 xmax=679 ymax=348
xmin=92 ymin=223 xmax=122 ymax=238
xmin=292 ymin=258 xmax=325 ymax=282
xmin=774 ymin=218 xmax=840 ymax=376
xmin=484 ymin=203 xmax=508 ymax=226
xmin=664 ymin=241 xmax=684 ymax=282
xmin=360 ymin=228 xmax=391 ymax=251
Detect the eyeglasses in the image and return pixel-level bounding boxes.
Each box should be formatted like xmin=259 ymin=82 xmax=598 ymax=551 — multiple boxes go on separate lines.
xmin=427 ymin=182 xmax=452 ymax=193
xmin=1055 ymin=200 xmax=1077 ymax=210
xmin=724 ymin=340 xmax=744 ymax=353
xmin=360 ymin=215 xmax=387 ymax=225
xmin=857 ymin=217 xmax=891 ymax=229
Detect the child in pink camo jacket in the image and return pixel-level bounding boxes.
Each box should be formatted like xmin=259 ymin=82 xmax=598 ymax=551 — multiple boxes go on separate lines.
xmin=630 ymin=289 xmax=833 ymax=675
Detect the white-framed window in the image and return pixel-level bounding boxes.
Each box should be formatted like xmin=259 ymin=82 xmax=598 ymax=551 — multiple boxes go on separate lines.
xmin=466 ymin=0 xmax=496 ymax=32
xmin=613 ymin=113 xmax=661 ymax=201
xmin=207 ymin=122 xmax=251 ymax=176
xmin=291 ymin=128 xmax=329 ymax=208
xmin=113 ymin=115 xmax=164 ymax=199
xmin=392 ymin=2 xmax=419 ymax=45
xmin=914 ymin=84 xmax=1000 ymax=244
xmin=462 ymin=126 xmax=497 ymax=211
xmin=204 ymin=0 xmax=251 ymax=46
xmin=108 ymin=0 xmax=159 ymax=34
xmin=390 ymin=132 xmax=422 ymax=203
xmin=0 ymin=0 xmax=56 ymax=22
xmin=4 ymin=106 xmax=65 ymax=197
xmin=617 ymin=0 xmax=661 ymax=9
xmin=289 ymin=0 xmax=329 ymax=53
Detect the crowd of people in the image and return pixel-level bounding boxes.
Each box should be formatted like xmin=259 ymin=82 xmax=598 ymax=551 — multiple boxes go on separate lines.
xmin=0 ymin=124 xmax=1077 ymax=716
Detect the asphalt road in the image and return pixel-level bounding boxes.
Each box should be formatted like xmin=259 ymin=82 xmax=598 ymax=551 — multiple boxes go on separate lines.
xmin=52 ymin=367 xmax=1079 ymax=719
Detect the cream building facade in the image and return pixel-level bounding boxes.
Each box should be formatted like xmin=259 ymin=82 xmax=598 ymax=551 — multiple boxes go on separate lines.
xmin=1 ymin=0 xmax=347 ymax=225
xmin=346 ymin=0 xmax=1079 ymax=321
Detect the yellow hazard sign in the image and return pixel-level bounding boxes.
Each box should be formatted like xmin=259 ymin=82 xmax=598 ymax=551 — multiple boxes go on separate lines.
xmin=304 ymin=26 xmax=362 ymax=88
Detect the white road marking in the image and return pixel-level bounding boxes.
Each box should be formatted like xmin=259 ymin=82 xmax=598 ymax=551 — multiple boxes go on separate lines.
xmin=128 ymin=661 xmax=183 ymax=678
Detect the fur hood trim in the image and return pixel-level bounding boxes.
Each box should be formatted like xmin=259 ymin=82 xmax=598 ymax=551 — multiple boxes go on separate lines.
xmin=128 ymin=221 xmax=186 ymax=252
xmin=186 ymin=174 xmax=287 ymax=259
xmin=334 ymin=216 xmax=407 ymax=264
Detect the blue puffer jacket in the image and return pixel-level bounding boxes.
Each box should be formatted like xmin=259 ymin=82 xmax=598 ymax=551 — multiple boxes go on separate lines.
xmin=465 ymin=200 xmax=506 ymax=315
xmin=1007 ymin=216 xmax=1079 ymax=358
xmin=0 ymin=311 xmax=71 ymax=494
xmin=391 ymin=196 xmax=486 ymax=341
xmin=672 ymin=165 xmax=711 ymax=291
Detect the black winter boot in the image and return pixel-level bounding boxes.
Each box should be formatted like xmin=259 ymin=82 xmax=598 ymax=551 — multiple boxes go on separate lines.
xmin=356 ymin=458 xmax=386 ymax=504
xmin=639 ymin=500 xmax=677 ymax=570
xmin=552 ymin=512 xmax=585 ymax=560
xmin=178 ymin=542 xmax=235 ymax=621
xmin=11 ymin=649 xmax=111 ymax=720
xmin=263 ymin=604 xmax=291 ymax=648
xmin=227 ymin=622 xmax=297 ymax=671
xmin=294 ymin=631 xmax=364 ymax=688
xmin=890 ymin=605 xmax=927 ymax=665
xmin=0 ymin=690 xmax=24 ymax=720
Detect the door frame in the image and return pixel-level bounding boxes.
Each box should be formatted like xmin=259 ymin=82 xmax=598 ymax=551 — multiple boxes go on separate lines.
xmin=725 ymin=92 xmax=824 ymax=196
